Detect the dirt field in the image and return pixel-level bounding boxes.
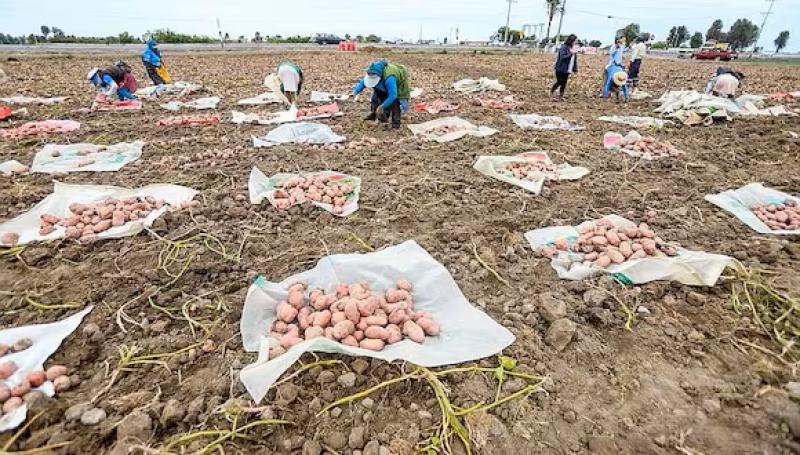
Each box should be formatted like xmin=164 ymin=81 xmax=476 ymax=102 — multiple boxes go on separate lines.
xmin=1 ymin=49 xmax=799 ymax=454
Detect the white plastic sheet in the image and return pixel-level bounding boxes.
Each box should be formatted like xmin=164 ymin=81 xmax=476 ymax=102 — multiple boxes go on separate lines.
xmin=309 ymin=91 xmax=350 ymax=103
xmin=31 ymin=141 xmax=144 ymax=174
xmin=473 ymin=152 xmax=589 ymax=195
xmin=598 ymin=115 xmax=672 ymax=128
xmin=410 ymin=88 xmax=423 ymax=99
xmin=0 ymin=181 xmax=198 ymax=246
xmin=509 ymin=114 xmax=583 ymax=131
xmin=252 ymin=122 xmax=345 ymax=148
xmin=161 ymin=96 xmax=220 ymax=111
xmin=237 ymin=92 xmax=284 ymax=106
xmin=0 ymin=160 xmax=28 ymax=176
xmin=232 ymin=109 xmax=342 ymax=126
xmin=0 ymin=306 xmax=93 ymax=432
xmin=248 ymin=167 xmax=361 ymax=217
xmin=705 ymin=183 xmax=800 ymax=235
xmin=0 ymin=96 xmax=67 ymax=105
xmin=407 ymin=116 xmax=498 ymax=143
xmin=239 ymin=240 xmax=515 ymax=402
xmin=524 ymin=215 xmax=733 ymax=286
xmin=135 ymin=81 xmax=202 ymax=97
xmin=452 ymin=78 xmax=505 ymax=93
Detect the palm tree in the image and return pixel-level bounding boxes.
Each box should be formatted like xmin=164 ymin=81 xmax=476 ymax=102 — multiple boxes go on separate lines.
xmin=544 ymin=0 xmax=562 ymax=47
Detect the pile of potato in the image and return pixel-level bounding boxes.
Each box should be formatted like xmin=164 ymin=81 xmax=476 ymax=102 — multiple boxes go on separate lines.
xmin=268 ymin=280 xmax=440 ymax=358
xmin=40 ymin=196 xmax=166 ymax=242
xmin=500 ymin=160 xmax=558 ymax=180
xmin=157 ymin=114 xmax=221 ymax=126
xmin=0 ymin=338 xmax=32 ymax=356
xmin=618 ymin=134 xmax=680 ymax=159
xmin=1 ymin=362 xmax=71 ymax=415
xmin=751 ymin=199 xmax=800 ymax=230
xmin=272 ymin=175 xmax=355 ymax=214
xmin=541 ymin=219 xmax=679 ymax=268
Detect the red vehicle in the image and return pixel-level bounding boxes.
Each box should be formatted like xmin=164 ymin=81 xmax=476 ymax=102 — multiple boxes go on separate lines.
xmin=691 ymin=47 xmax=738 ymax=61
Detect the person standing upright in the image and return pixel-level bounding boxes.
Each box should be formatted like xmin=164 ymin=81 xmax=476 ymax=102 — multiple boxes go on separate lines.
xmin=141 ymin=36 xmax=171 ymax=85
xmin=628 ymin=35 xmax=647 ymax=91
xmin=550 ymin=34 xmax=578 ymax=101
xmin=602 ymin=36 xmax=626 ymax=93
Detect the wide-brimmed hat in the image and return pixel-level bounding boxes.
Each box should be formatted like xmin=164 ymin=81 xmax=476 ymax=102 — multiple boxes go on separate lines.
xmin=613 ymin=71 xmax=628 ymax=86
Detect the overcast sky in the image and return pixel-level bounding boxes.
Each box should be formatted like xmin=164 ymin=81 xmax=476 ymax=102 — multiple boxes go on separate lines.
xmin=1 ymin=0 xmax=798 ymax=51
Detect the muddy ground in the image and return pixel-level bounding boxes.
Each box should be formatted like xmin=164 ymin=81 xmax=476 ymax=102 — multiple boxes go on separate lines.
xmin=0 ymin=49 xmax=799 ymax=454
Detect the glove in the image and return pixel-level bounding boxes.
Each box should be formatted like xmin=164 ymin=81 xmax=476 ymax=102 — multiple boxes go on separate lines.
xmin=375 ymin=104 xmax=385 ymax=116
xmin=353 ymin=93 xmax=361 ymax=102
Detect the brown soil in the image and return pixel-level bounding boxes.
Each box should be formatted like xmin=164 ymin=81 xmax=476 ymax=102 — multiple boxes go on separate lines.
xmin=1 ymin=49 xmax=799 ymax=455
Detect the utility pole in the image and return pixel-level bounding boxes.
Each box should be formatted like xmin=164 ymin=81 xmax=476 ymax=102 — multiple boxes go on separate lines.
xmin=753 ymin=0 xmax=776 ymax=52
xmin=503 ymin=0 xmax=516 ymax=44
xmin=418 ymin=24 xmax=422 ymax=44
xmin=554 ymin=0 xmax=567 ymax=45
xmin=216 ymin=18 xmax=224 ymax=49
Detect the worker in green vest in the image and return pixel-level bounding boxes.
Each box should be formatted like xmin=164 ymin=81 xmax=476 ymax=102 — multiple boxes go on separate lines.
xmin=352 ymin=60 xmax=410 ymax=129
xmin=264 ymin=61 xmax=304 ymax=106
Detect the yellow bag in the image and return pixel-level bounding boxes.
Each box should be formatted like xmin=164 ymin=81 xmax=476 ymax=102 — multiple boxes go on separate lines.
xmin=155 ymin=64 xmax=173 ymax=84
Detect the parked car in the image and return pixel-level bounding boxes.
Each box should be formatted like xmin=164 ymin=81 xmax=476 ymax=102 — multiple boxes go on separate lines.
xmin=692 ymin=47 xmax=738 ymax=61
xmin=311 ymin=34 xmax=344 ymax=45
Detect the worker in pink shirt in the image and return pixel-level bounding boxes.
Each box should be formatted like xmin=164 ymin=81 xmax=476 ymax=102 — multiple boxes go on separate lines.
xmin=705 ymin=67 xmax=744 ymax=98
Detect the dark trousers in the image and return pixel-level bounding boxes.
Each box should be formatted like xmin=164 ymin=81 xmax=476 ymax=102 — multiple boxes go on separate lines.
xmin=551 ymin=71 xmax=570 ymax=96
xmin=371 ymin=91 xmax=401 ymax=126
xmin=628 ymin=59 xmax=642 ymax=87
xmin=143 ymin=61 xmax=165 ymax=85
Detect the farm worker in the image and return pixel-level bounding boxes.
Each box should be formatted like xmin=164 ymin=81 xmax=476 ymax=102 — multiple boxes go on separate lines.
xmin=602 ymin=65 xmax=629 ymax=102
xmin=550 ymin=34 xmax=578 ymax=101
xmin=352 ymin=60 xmax=411 ymax=129
xmin=264 ymin=61 xmax=304 ymax=107
xmin=627 ymin=35 xmax=647 ymax=90
xmin=705 ymin=67 xmax=745 ymax=98
xmin=601 ymin=36 xmax=626 ymax=92
xmin=87 ymin=65 xmax=138 ymax=101
xmin=141 ymin=36 xmax=171 ymax=85
xmin=114 ymin=61 xmax=138 ymax=94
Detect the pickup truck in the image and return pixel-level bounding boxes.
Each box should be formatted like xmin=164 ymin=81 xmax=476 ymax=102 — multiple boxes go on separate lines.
xmin=691 ymin=48 xmax=738 ymax=61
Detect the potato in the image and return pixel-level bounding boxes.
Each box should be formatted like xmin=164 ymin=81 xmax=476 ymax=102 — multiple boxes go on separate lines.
xmin=269 ymin=346 xmax=286 ymax=359
xmin=279 ymin=334 xmax=303 ymax=349
xmin=359 ymin=338 xmax=385 ymax=351
xmin=0 ymin=232 xmax=20 ymax=247
xmin=388 ymin=309 xmax=407 ymax=325
xmin=0 ymin=343 xmax=8 ymax=357
xmin=112 ymin=210 xmax=126 ymax=227
xmin=363 ymin=314 xmax=388 ymax=326
xmin=26 ymin=371 xmax=46 ymax=388
xmin=10 ymin=381 xmax=31 ymax=398
xmin=333 ymin=320 xmax=355 ymax=339
xmin=276 ymin=302 xmax=299 ymax=323
xmin=364 ymin=326 xmax=389 ymax=340
xmin=287 ymin=290 xmax=305 ymax=309
xmin=93 ymin=219 xmax=112 ymax=233
xmin=416 ymin=318 xmax=440 ymax=336
xmin=305 ymin=326 xmax=324 ymax=339
xmin=396 ymin=279 xmax=413 ymax=292
xmin=357 ymin=300 xmax=376 ymax=317
xmin=342 ymin=335 xmax=359 ymax=347
xmin=344 ymin=301 xmax=360 ymax=324
xmin=312 ymin=310 xmax=332 ymax=327
xmin=403 ymin=320 xmax=425 ymax=343
xmin=2 ymin=396 xmax=22 ymax=413
xmin=386 ymin=324 xmax=403 ymax=344
xmin=43 ymin=365 xmax=68 ymax=383
xmin=11 ymin=338 xmax=32 ymax=352
xmin=0 ymin=361 xmax=18 ymax=379
xmin=331 ymin=311 xmax=346 ymax=325
xmin=607 ymin=248 xmax=625 ymax=264
xmin=595 ymin=255 xmax=612 ymax=268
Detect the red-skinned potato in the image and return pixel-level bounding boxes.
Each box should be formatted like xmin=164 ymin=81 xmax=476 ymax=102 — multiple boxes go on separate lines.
xmin=359 ymin=338 xmax=385 ymax=351
xmin=0 ymin=361 xmax=18 ymax=379
xmin=365 ymin=326 xmax=389 ymax=340
xmin=342 ymin=335 xmax=359 ymax=347
xmin=386 ymin=324 xmax=403 ymax=344
xmin=3 ymin=396 xmax=22 ymax=413
xmin=403 ymin=320 xmax=425 ymax=343
xmin=11 ymin=381 xmax=31 ymax=397
xmin=26 ymin=371 xmax=46 ymax=388
xmin=45 ymin=365 xmax=67 ymax=381
xmin=416 ymin=318 xmax=440 ymax=336
xmin=276 ymin=302 xmax=299 ymax=323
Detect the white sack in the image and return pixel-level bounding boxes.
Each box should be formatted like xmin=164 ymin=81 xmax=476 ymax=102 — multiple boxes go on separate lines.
xmin=407 ymin=116 xmax=498 ymax=143
xmin=237 ymin=92 xmax=284 ymax=106
xmin=0 ymin=96 xmax=67 ymax=105
xmin=248 ymin=167 xmax=361 ymax=217
xmin=524 ymin=214 xmax=733 ymax=286
xmin=252 ymin=122 xmax=345 ymax=148
xmin=509 ymin=113 xmax=583 ymax=131
xmin=598 ymin=115 xmax=672 ymax=128
xmin=473 ymin=151 xmax=589 ymax=195
xmin=32 ymin=141 xmax=144 ymax=174
xmin=161 ymin=96 xmax=220 ymax=111
xmin=135 ymin=81 xmax=202 ymax=97
xmin=239 ymin=240 xmax=515 ymax=402
xmin=309 ymin=91 xmax=350 ymax=103
xmin=452 ymin=78 xmax=505 ymax=93
xmin=705 ymin=183 xmax=800 ymax=235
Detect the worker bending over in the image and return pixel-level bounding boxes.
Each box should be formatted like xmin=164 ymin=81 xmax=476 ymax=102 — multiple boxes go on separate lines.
xmin=264 ymin=61 xmax=304 ymax=107
xmin=352 ymin=60 xmax=411 ymax=129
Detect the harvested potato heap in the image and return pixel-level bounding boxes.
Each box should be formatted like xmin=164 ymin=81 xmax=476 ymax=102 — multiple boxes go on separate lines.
xmin=619 ymin=134 xmax=680 ymax=159
xmin=268 ymin=281 xmax=440 ymax=357
xmin=540 ymin=219 xmax=678 ymax=268
xmin=49 ymin=145 xmax=108 ymax=168
xmin=273 ymin=175 xmax=355 ymax=214
xmin=0 ymin=338 xmax=72 ymax=415
xmin=40 ymin=196 xmax=166 ymax=242
xmin=500 ymin=160 xmax=558 ymax=180
xmin=751 ymin=199 xmax=800 ymax=230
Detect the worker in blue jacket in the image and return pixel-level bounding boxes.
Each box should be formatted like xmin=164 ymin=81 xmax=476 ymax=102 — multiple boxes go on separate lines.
xmin=602 ymin=64 xmax=629 ymax=102
xmin=87 ymin=66 xmax=138 ymax=100
xmin=352 ymin=60 xmax=411 ymax=129
xmin=601 ymin=36 xmax=626 ymax=94
xmin=141 ymin=36 xmax=167 ymax=85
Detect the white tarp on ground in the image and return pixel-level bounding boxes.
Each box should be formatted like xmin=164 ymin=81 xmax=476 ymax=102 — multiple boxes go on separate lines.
xmin=232 ymin=109 xmax=342 ymax=126
xmin=407 ymin=116 xmax=498 ymax=143
xmin=655 ymin=90 xmax=742 ymax=115
xmin=525 ymin=215 xmax=733 ymax=286
xmin=239 ymin=240 xmax=515 ymax=402
xmin=135 ymin=81 xmax=202 ymax=97
xmin=248 ymin=167 xmax=361 ymax=217
xmin=252 ymin=122 xmax=345 ymax=148
xmin=160 ymin=96 xmax=220 ymax=111
xmin=473 ymin=151 xmax=589 ymax=195
xmin=309 ymin=91 xmax=350 ymax=103
xmin=31 ymin=141 xmax=144 ymax=174
xmin=0 ymin=182 xmax=197 ymax=246
xmin=452 ymin=78 xmax=506 ymax=93
xmin=0 ymin=306 xmax=93 ymax=432
xmin=705 ymin=183 xmax=800 ymax=235
xmin=0 ymin=96 xmax=67 ymax=105
xmin=0 ymin=160 xmax=28 ymax=176
xmin=509 ymin=113 xmax=583 ymax=131
xmin=237 ymin=92 xmax=284 ymax=106
xmin=598 ymin=115 xmax=673 ymax=128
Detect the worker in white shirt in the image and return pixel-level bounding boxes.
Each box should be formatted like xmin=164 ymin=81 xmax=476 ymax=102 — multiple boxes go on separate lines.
xmin=628 ymin=35 xmax=647 ymax=90
xmin=264 ymin=61 xmax=304 ymax=107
